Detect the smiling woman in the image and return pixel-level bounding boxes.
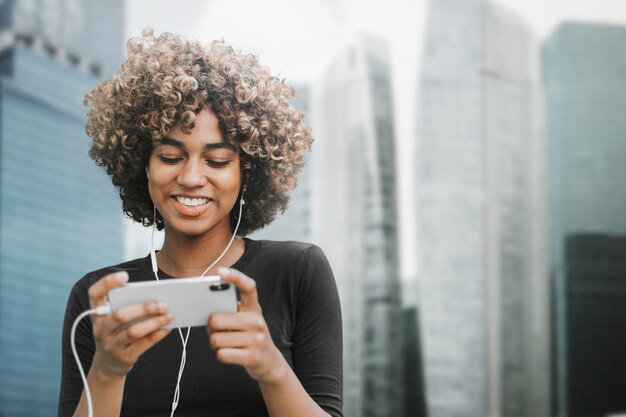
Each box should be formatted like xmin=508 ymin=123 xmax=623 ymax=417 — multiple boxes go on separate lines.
xmin=58 ymin=29 xmax=342 ymax=417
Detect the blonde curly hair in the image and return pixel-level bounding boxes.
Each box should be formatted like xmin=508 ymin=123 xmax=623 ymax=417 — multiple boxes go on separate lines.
xmin=85 ymin=29 xmax=312 ymax=235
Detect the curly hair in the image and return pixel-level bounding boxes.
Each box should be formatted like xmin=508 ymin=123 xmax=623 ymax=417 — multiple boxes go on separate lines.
xmin=85 ymin=29 xmax=312 ymax=236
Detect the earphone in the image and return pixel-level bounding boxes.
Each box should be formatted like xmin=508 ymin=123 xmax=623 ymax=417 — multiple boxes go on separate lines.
xmin=71 ymin=173 xmax=249 ymax=417
xmin=149 ymin=179 xmax=247 ymax=417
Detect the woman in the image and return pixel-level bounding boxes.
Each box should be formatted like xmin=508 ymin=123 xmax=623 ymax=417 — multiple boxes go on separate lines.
xmin=58 ymin=30 xmax=342 ymax=417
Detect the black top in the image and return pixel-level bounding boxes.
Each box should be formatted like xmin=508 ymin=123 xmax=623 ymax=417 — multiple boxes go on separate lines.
xmin=58 ymin=239 xmax=343 ymax=417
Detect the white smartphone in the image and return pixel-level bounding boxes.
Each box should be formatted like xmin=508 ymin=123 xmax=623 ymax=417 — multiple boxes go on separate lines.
xmin=107 ymin=276 xmax=237 ymax=329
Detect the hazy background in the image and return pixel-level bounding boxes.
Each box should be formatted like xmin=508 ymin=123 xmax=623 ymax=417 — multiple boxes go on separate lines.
xmin=1 ymin=1 xmax=625 ymax=416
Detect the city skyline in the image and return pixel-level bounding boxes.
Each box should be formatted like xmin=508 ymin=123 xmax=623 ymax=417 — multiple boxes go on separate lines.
xmin=126 ymin=0 xmax=626 ymax=282
xmin=0 ymin=1 xmax=624 ymax=416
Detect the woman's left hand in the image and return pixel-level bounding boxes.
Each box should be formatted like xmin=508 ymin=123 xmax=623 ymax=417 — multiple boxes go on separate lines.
xmin=207 ymin=267 xmax=287 ymax=386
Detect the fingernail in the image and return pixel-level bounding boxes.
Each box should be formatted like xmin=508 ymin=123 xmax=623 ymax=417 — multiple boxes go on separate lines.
xmin=218 ymin=267 xmax=229 ymax=275
xmin=115 ymin=272 xmax=128 ymax=282
xmin=157 ymin=301 xmax=168 ymax=310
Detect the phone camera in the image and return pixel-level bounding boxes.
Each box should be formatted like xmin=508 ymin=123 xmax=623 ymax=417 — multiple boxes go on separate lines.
xmin=209 ymin=283 xmax=230 ymax=291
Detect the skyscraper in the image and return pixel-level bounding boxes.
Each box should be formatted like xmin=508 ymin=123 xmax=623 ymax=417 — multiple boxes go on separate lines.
xmin=0 ymin=1 xmax=124 ymax=415
xmin=311 ymin=33 xmax=404 ymax=417
xmin=0 ymin=0 xmax=124 ymax=77
xmin=544 ymin=22 xmax=626 ymax=417
xmin=402 ymin=306 xmax=428 ymax=417
xmin=415 ymin=0 xmax=549 ymax=416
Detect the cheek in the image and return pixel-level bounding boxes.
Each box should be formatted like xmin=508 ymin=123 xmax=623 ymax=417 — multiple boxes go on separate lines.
xmin=146 ymin=167 xmax=173 ymax=202
xmin=217 ymin=169 xmax=241 ymax=202
xmin=221 ymin=172 xmax=241 ymax=195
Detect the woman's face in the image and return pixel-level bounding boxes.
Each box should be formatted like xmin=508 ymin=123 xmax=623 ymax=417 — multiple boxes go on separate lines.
xmin=147 ymin=107 xmax=241 ymax=239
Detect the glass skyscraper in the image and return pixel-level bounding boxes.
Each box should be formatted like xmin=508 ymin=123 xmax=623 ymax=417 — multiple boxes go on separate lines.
xmin=415 ymin=1 xmax=549 ymax=416
xmin=544 ymin=22 xmax=626 ymax=417
xmin=311 ymin=33 xmax=404 ymax=417
xmin=0 ymin=1 xmax=124 ymax=415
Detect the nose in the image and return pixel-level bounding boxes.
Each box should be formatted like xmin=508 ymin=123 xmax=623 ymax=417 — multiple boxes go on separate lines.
xmin=177 ymin=159 xmax=208 ymax=188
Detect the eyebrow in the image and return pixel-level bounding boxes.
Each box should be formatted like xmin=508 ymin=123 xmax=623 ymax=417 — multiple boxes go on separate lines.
xmin=158 ymin=137 xmax=237 ymax=152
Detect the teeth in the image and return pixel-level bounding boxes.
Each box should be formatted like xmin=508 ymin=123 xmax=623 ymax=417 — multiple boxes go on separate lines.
xmin=176 ymin=196 xmax=209 ymax=207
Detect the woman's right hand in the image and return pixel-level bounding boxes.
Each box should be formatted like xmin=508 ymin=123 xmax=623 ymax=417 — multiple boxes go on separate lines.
xmin=87 ymin=271 xmax=173 ymax=379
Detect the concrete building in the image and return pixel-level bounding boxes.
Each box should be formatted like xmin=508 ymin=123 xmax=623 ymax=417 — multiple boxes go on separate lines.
xmin=311 ymin=34 xmax=404 ymax=417
xmin=0 ymin=1 xmax=124 ymax=415
xmin=415 ymin=0 xmax=549 ymax=416
xmin=544 ymin=22 xmax=626 ymax=417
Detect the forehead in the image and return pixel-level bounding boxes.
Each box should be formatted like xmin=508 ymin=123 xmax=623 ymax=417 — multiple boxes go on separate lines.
xmin=160 ymin=108 xmax=238 ymax=150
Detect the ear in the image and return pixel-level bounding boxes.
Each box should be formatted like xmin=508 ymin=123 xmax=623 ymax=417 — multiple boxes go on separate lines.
xmin=240 ymin=158 xmax=255 ymax=185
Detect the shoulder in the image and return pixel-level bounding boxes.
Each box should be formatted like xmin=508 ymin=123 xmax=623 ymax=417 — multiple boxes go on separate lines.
xmin=63 ymin=257 xmax=147 ymax=321
xmin=246 ymin=239 xmax=329 ymax=270
xmin=245 ymin=238 xmax=335 ymax=289
xmin=251 ymin=239 xmax=324 ymax=257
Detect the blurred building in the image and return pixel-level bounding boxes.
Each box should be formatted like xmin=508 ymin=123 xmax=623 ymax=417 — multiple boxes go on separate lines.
xmin=0 ymin=0 xmax=124 ymax=77
xmin=311 ymin=34 xmax=404 ymax=417
xmin=0 ymin=1 xmax=124 ymax=415
xmin=403 ymin=306 xmax=428 ymax=417
xmin=415 ymin=0 xmax=549 ymax=416
xmin=544 ymin=23 xmax=626 ymax=417
xmin=251 ymin=85 xmax=312 ymax=243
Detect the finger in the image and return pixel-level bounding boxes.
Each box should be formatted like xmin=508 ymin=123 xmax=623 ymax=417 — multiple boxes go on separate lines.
xmin=101 ymin=301 xmax=169 ymax=336
xmin=208 ymin=312 xmax=266 ymax=332
xmin=217 ymin=267 xmax=259 ymax=310
xmin=209 ymin=330 xmax=268 ymax=350
xmin=116 ymin=313 xmax=174 ymax=347
xmin=88 ymin=271 xmax=128 ymax=309
xmin=110 ymin=301 xmax=168 ymax=327
xmin=215 ymin=347 xmax=256 ymax=367
xmin=121 ymin=328 xmax=172 ymax=360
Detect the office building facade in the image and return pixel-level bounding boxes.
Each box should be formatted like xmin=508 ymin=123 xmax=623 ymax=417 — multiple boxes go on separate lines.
xmin=0 ymin=1 xmax=124 ymax=415
xmin=311 ymin=34 xmax=404 ymax=417
xmin=415 ymin=0 xmax=549 ymax=416
xmin=544 ymin=23 xmax=626 ymax=417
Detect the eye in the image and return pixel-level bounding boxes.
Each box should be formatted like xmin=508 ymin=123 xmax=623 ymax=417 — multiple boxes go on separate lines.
xmin=206 ymin=160 xmax=231 ymax=168
xmin=158 ymin=155 xmax=183 ymax=164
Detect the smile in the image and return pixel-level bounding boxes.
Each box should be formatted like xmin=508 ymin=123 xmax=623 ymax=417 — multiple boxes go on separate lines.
xmin=170 ymin=196 xmax=213 ymax=218
xmin=175 ymin=196 xmax=210 ymax=207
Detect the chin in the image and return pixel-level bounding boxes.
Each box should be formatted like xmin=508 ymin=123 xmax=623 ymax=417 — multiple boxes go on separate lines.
xmin=165 ymin=219 xmax=228 ymax=239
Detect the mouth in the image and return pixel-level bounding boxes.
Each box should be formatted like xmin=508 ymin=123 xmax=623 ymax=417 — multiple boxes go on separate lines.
xmin=174 ymin=196 xmax=211 ymax=207
xmin=171 ymin=195 xmax=212 ymax=217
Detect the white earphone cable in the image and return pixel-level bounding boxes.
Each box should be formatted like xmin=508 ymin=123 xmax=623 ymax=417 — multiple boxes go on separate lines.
xmin=71 ymin=305 xmax=111 ymax=417
xmin=151 ymin=188 xmax=246 ymax=417
xmin=71 ymin=186 xmax=246 ymax=417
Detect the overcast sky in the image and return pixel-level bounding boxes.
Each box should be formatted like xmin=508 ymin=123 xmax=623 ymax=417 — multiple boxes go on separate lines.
xmin=126 ymin=0 xmax=626 ymax=279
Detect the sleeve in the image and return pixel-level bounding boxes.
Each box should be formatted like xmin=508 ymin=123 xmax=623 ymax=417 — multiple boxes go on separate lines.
xmin=291 ymin=245 xmax=343 ymax=417
xmin=58 ymin=277 xmax=97 ymax=417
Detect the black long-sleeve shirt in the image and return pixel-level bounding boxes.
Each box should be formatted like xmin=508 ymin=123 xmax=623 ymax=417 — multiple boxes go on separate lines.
xmin=59 ymin=239 xmax=343 ymax=417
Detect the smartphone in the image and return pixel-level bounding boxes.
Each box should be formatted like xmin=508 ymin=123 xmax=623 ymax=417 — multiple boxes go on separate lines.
xmin=107 ymin=276 xmax=237 ymax=329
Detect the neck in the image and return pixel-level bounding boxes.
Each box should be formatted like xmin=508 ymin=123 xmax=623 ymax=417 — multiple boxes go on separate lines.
xmin=156 ymin=225 xmax=244 ymax=278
